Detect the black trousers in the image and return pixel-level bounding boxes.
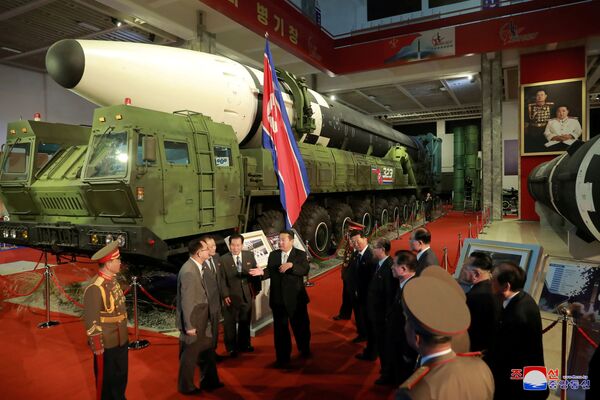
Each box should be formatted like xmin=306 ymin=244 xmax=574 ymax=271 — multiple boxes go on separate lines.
xmin=338 ymin=279 xmax=353 ymax=319
xmin=178 ymin=338 xmax=219 ymax=393
xmin=354 ymin=295 xmax=368 ymax=339
xmin=223 ymin=302 xmax=252 ymax=352
xmin=271 ymin=303 xmax=311 ymax=363
xmin=93 ymin=343 xmax=128 ymax=400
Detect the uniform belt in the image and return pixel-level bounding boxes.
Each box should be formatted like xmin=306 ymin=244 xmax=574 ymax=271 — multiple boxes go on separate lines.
xmin=100 ymin=314 xmax=126 ymax=323
xmin=530 ymin=122 xmax=547 ymax=128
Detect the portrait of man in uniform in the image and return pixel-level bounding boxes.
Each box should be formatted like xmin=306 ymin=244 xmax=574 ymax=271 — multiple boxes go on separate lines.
xmin=521 ymin=79 xmax=586 ymax=156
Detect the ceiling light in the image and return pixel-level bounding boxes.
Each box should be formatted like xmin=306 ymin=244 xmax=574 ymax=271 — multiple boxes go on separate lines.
xmin=77 ymin=21 xmax=100 ymax=31
xmin=133 ymin=17 xmax=146 ymax=25
xmin=111 ymin=17 xmax=123 ymax=27
xmin=467 ymin=74 xmax=473 ymax=80
xmin=1 ymin=46 xmax=21 ymax=54
xmin=330 ymin=95 xmax=336 ymax=101
xmin=368 ymin=95 xmax=376 ymax=100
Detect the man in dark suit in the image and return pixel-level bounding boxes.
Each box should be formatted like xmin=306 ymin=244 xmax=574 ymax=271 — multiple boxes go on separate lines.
xmin=345 ymin=229 xmax=377 ymax=343
xmin=200 ymin=236 xmax=224 ymax=352
xmin=362 ymin=238 xmax=396 ymax=378
xmin=249 ymin=230 xmax=311 ymax=368
xmin=219 ymin=233 xmax=258 ymax=356
xmin=386 ymin=250 xmax=418 ymax=385
xmin=409 ymin=227 xmax=439 ymax=275
xmin=490 ymin=262 xmax=548 ymax=400
xmin=176 ymin=238 xmax=223 ymax=395
xmin=463 ymin=251 xmax=501 ymax=364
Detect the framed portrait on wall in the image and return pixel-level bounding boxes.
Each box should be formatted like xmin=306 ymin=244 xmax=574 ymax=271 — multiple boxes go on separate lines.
xmin=453 ymin=239 xmax=543 ymax=293
xmin=520 ymin=78 xmax=586 ymax=156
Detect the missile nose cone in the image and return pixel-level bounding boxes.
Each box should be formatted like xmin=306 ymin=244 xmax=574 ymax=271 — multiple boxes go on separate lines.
xmin=46 ymin=39 xmax=85 ymax=89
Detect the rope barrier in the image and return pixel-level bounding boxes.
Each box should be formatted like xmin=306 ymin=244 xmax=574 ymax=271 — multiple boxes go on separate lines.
xmin=138 ymin=284 xmax=176 ymax=310
xmin=542 ymin=319 xmax=560 ymax=334
xmin=0 ymin=272 xmax=45 ymax=298
xmin=122 ymin=285 xmax=131 ymax=296
xmin=50 ymin=274 xmax=84 ymax=308
xmin=307 ymin=237 xmax=346 ymax=261
xmin=576 ymin=326 xmax=599 ymax=349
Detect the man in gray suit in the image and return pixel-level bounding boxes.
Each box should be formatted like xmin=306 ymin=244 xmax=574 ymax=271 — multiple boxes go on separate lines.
xmin=220 ymin=233 xmax=258 ymax=356
xmin=176 ymin=238 xmax=223 ymax=395
xmin=409 ymin=227 xmax=439 ymax=276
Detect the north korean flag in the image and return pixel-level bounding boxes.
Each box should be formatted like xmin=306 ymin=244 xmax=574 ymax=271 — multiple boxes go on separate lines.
xmin=262 ymin=37 xmax=311 ymax=229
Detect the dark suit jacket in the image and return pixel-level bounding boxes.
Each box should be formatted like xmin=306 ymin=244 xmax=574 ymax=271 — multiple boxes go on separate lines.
xmin=387 ymin=277 xmax=417 ymax=377
xmin=203 ymin=255 xmax=223 ymax=317
xmin=219 ymin=250 xmax=257 ymax=307
xmin=415 ymin=248 xmax=439 ymax=276
xmin=347 ymin=246 xmax=376 ymax=302
xmin=466 ymin=279 xmax=501 ymax=358
xmin=367 ymin=256 xmax=397 ymax=323
xmin=491 ymin=291 xmax=547 ymax=400
xmin=263 ymin=248 xmax=310 ymax=315
xmin=176 ymin=258 xmax=213 ymax=349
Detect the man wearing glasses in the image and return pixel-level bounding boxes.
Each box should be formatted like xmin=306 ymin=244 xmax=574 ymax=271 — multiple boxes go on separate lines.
xmin=176 ymin=238 xmax=223 ymax=394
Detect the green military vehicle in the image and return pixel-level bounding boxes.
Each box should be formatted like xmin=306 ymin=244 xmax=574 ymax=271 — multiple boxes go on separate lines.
xmin=0 ymin=105 xmax=422 ymax=266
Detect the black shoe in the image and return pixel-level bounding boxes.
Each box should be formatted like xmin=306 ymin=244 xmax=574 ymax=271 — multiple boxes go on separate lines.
xmin=351 ymin=336 xmax=367 ymax=343
xmin=300 ymin=350 xmax=312 ymax=359
xmin=333 ymin=315 xmax=350 ymax=321
xmin=228 ymin=350 xmax=238 ymax=358
xmin=201 ymin=381 xmax=224 ymax=391
xmin=273 ymin=360 xmax=290 ymax=369
xmin=239 ymin=345 xmax=254 ymax=353
xmin=355 ymin=353 xmax=376 ymax=361
xmin=180 ymin=387 xmax=201 ymax=395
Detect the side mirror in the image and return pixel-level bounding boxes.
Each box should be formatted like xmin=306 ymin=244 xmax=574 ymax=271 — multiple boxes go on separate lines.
xmin=142 ymin=136 xmax=156 ymax=162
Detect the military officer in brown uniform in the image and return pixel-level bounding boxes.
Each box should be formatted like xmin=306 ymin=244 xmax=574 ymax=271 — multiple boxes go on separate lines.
xmin=83 ymin=241 xmax=129 ymax=400
xmin=396 ymin=276 xmax=494 ymax=400
xmin=526 ymin=89 xmax=554 ymax=153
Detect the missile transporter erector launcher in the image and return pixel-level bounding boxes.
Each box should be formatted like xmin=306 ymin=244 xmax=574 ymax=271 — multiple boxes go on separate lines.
xmin=0 ymin=105 xmax=421 ymax=264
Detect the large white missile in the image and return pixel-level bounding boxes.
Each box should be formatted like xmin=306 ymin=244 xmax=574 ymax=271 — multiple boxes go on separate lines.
xmin=45 ymin=39 xmax=417 ymax=156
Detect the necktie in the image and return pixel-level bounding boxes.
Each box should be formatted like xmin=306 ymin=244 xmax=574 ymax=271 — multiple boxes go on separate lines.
xmin=236 ymin=256 xmax=242 ymax=273
xmin=210 ymin=258 xmax=216 ymax=274
xmin=282 ymin=252 xmax=288 ymax=264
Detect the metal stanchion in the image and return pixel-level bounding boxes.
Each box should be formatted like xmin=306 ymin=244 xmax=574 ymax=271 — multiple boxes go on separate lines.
xmin=304 ymin=240 xmax=315 ymax=287
xmin=128 ymin=276 xmax=150 ymax=350
xmin=468 ymin=222 xmax=473 ymax=239
xmin=373 ymin=221 xmax=378 ymax=238
xmin=559 ymin=306 xmax=569 ymax=400
xmin=442 ymin=247 xmax=448 ymax=272
xmin=38 ymin=251 xmax=60 ymax=329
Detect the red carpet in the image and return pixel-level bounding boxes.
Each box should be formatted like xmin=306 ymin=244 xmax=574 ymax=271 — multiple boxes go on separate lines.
xmin=0 ymin=211 xmax=480 ymax=399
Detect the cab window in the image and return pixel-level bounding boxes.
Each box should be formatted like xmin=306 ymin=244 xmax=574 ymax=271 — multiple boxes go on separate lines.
xmin=214 ymin=145 xmax=232 ymax=167
xmin=164 ymin=141 xmax=189 ymax=165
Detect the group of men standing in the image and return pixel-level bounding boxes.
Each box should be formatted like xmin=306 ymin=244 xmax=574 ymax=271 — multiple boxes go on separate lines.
xmin=176 ymin=230 xmax=312 ymax=394
xmin=333 ymin=226 xmax=550 ymax=400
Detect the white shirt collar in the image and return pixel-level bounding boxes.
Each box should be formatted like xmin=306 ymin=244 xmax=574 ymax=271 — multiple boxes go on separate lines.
xmin=503 ymin=291 xmax=520 ymax=309
xmin=358 ymin=246 xmax=369 ymax=257
xmin=189 ymin=257 xmax=204 ymax=276
xmin=378 ymin=255 xmax=389 ymax=266
xmin=420 ymin=348 xmax=452 ymax=366
xmin=416 ymin=246 xmax=430 ymax=260
xmin=400 ymin=273 xmax=415 ymax=289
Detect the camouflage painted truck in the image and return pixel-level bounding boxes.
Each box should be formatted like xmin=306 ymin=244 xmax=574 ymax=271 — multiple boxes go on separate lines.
xmin=0 ymin=103 xmax=435 ymax=266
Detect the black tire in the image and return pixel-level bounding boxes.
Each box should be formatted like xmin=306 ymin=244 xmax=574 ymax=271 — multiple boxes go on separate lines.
xmin=351 ymin=201 xmax=373 ymax=235
xmin=327 ymin=202 xmax=354 ymax=242
xmin=294 ymin=204 xmax=332 ymax=256
xmin=253 ymin=209 xmax=285 ymax=236
xmin=387 ymin=197 xmax=401 ymax=224
xmin=373 ymin=198 xmax=389 ymax=227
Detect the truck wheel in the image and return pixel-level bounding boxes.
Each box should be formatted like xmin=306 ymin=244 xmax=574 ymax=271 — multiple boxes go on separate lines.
xmin=253 ymin=209 xmax=285 ymax=235
xmin=328 ymin=202 xmax=354 ymax=242
xmin=351 ymin=201 xmax=373 ymax=235
xmin=373 ymin=198 xmax=389 ymax=227
xmin=295 ymin=204 xmax=332 ymax=256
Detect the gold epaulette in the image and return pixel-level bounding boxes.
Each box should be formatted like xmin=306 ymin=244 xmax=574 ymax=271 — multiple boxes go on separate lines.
xmin=399 ymin=366 xmax=430 ymax=390
xmin=83 ymin=276 xmax=113 ymax=313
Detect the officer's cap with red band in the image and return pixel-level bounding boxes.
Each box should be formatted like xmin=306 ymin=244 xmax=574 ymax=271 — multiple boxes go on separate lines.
xmin=91 ymin=241 xmax=120 ymax=264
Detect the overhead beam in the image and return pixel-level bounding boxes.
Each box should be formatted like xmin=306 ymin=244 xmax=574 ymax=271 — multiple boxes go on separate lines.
xmin=0 ymin=26 xmax=127 ymax=63
xmin=588 ymin=63 xmax=600 ymax=91
xmin=440 ymin=79 xmax=462 ymax=106
xmin=0 ymin=0 xmax=56 ymax=22
xmin=354 ymin=89 xmax=389 ymax=111
xmin=394 ymin=84 xmax=426 ymax=110
xmin=333 ymin=97 xmax=371 ymax=115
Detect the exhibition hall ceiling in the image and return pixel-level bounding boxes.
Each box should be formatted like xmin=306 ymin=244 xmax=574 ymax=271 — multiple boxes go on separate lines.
xmin=1 ymin=0 xmax=599 ymax=123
